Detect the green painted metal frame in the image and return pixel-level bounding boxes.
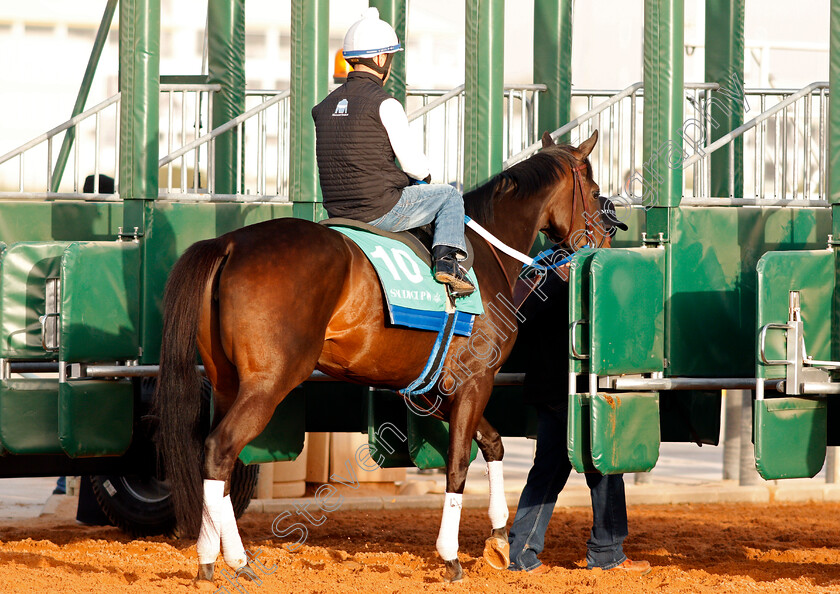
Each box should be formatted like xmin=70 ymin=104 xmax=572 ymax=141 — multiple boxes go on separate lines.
xmin=533 ymin=0 xmax=572 ymax=141
xmin=704 ymin=0 xmax=744 ymax=198
xmin=370 ymin=0 xmax=407 ymax=106
xmin=290 ymin=0 xmax=328 ymax=217
xmin=464 ymin=0 xmax=504 ymax=190
xmin=208 ymin=0 xmax=246 ymax=196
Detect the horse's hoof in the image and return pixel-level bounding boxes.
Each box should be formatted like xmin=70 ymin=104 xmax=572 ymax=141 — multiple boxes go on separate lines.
xmin=193 ymin=563 xmax=215 ymax=590
xmin=235 ymin=564 xmax=260 ymax=582
xmin=443 ymin=558 xmax=464 ymax=582
xmin=483 ymin=534 xmax=510 ymax=570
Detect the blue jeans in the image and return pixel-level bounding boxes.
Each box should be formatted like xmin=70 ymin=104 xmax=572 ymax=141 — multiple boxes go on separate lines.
xmin=368 ymin=184 xmax=467 ymax=255
xmin=508 ymin=401 xmax=629 ymax=571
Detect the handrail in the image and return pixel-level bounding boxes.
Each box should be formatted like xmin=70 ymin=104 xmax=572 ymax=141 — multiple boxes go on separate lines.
xmin=682 ymin=81 xmax=828 ymax=169
xmin=0 ymin=94 xmax=121 ymax=165
xmin=407 ymin=84 xmax=465 ymax=121
xmin=159 ymin=89 xmax=289 ymax=167
xmin=0 ymin=83 xmax=222 ymax=166
xmin=503 ymin=82 xmax=644 ymax=168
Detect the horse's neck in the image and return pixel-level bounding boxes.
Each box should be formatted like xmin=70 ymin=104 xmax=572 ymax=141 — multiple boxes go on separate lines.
xmin=480 ymin=190 xmax=552 ymax=284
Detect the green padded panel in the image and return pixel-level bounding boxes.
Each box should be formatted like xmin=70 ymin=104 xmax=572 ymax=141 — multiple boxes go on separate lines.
xmin=58 ymin=380 xmax=133 ymax=457
xmin=659 ymin=390 xmax=722 ymax=445
xmin=755 ymin=250 xmax=834 ymax=379
xmin=483 ymin=386 xmax=538 ymax=438
xmin=0 ymin=378 xmax=61 ymax=454
xmin=666 ymin=207 xmax=829 ymax=377
xmin=568 ymin=248 xmax=597 ymax=374
xmin=590 ymin=392 xmax=660 ymax=474
xmin=754 ymin=397 xmax=826 ymax=480
xmin=0 ymin=242 xmax=69 ymax=359
xmin=140 ymin=201 xmax=294 ymax=364
xmin=407 ymin=413 xmax=478 ymax=470
xmin=567 ymin=393 xmax=595 ymax=473
xmin=589 ymin=249 xmax=665 ymax=375
xmin=60 ymin=242 xmax=141 ymax=362
xmin=239 ymin=389 xmax=305 ymax=465
xmin=367 ymin=389 xmax=412 ymax=468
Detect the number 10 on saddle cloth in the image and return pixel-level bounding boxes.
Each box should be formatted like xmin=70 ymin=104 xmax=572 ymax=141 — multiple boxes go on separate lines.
xmin=331 ymin=226 xmax=483 ymax=337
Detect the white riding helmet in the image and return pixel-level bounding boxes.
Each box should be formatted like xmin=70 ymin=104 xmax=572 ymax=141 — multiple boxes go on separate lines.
xmin=343 ymin=7 xmax=402 ymax=59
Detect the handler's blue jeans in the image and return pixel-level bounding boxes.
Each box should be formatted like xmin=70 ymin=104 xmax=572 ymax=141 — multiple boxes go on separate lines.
xmin=508 ymin=401 xmax=629 ymax=571
xmin=368 ymin=184 xmax=467 ymax=255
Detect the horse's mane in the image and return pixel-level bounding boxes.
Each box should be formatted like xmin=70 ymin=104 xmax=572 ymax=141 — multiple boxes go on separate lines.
xmin=463 ymin=144 xmax=587 ymax=226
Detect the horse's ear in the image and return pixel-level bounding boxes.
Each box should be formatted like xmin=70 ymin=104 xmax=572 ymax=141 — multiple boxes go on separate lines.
xmin=541 ymin=131 xmax=555 ymax=148
xmin=577 ymin=130 xmax=598 ymax=159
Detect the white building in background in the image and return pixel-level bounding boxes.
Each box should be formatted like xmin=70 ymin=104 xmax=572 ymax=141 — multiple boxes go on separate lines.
xmin=0 ymin=0 xmax=831 ymax=191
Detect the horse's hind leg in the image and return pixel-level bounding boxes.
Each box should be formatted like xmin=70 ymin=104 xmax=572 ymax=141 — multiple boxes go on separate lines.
xmin=475 ymin=416 xmax=510 ymax=571
xmin=195 ymin=370 xmax=312 ymax=584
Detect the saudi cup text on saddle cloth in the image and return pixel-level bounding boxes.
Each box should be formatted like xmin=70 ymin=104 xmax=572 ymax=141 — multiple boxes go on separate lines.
xmin=332 ymin=227 xmax=484 ymax=316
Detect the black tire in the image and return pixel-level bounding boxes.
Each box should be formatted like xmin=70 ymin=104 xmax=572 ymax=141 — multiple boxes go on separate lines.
xmin=90 ymin=461 xmax=260 ymax=537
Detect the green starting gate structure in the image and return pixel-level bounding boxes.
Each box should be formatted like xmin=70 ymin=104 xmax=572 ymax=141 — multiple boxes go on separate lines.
xmin=0 ymin=0 xmax=838 ymax=530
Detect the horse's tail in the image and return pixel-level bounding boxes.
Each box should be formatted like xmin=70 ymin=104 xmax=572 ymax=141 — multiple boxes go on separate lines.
xmin=152 ymin=236 xmax=230 ymax=537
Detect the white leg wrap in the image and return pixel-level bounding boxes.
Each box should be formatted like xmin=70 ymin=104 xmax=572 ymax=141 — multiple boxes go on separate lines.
xmin=436 ymin=492 xmax=463 ymax=561
xmin=196 ymin=479 xmax=224 ymax=565
xmin=487 ymin=460 xmax=509 ymax=529
xmin=219 ymin=494 xmax=247 ymax=569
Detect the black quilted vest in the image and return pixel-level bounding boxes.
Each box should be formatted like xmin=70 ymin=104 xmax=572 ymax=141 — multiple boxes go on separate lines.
xmin=312 ymin=71 xmax=410 ymax=222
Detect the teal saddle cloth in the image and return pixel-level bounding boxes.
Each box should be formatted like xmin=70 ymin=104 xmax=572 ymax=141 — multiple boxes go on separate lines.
xmin=323 ymin=220 xmax=483 ymax=337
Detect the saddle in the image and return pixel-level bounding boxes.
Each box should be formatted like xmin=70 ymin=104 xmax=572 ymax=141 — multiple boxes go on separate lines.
xmin=322 ymin=218 xmax=475 ymax=272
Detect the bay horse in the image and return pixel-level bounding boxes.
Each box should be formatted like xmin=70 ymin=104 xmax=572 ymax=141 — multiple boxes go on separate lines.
xmin=153 ymin=130 xmax=611 ymax=584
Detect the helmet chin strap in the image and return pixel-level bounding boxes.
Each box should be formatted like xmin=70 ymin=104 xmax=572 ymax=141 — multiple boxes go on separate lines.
xmin=349 ymin=52 xmax=394 ymax=78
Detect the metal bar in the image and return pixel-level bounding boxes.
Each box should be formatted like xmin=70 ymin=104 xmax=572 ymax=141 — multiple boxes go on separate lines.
xmin=194 ymin=88 xmax=201 ymax=191
xmin=167 ymin=90 xmax=174 ymax=191
xmin=613 ymin=377 xmax=783 ymax=391
xmin=181 ymin=90 xmax=188 ymax=191
xmin=407 ymin=85 xmax=466 ymax=121
xmin=82 ymin=364 xmax=526 ymax=385
xmin=805 ymin=92 xmax=811 ymax=199
xmin=94 ymin=111 xmax=101 ymax=193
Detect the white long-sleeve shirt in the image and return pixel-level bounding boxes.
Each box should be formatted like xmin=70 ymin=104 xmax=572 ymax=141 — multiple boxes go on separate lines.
xmin=379 ymin=98 xmax=431 ymax=181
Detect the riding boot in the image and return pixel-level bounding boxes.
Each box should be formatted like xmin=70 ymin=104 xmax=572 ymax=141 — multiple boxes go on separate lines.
xmin=432 ymin=245 xmax=475 ymax=297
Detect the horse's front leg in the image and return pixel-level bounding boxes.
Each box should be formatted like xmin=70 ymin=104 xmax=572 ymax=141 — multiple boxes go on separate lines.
xmin=475 ymin=416 xmax=510 ymax=570
xmin=436 ymin=382 xmax=490 ymax=582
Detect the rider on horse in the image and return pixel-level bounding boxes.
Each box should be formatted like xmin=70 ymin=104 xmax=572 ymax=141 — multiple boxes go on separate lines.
xmin=312 ymin=7 xmax=475 ymax=297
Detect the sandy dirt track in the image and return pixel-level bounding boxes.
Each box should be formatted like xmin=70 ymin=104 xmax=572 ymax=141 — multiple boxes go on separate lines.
xmin=1 ymin=498 xmax=840 ymax=593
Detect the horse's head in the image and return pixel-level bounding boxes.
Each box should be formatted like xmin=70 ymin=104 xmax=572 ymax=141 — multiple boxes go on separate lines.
xmin=538 ymin=130 xmax=617 ymax=250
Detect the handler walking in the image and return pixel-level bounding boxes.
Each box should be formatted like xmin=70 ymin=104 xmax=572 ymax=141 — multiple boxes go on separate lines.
xmin=508 ymin=212 xmax=649 ymax=575
xmin=312 ymin=8 xmax=474 ymax=296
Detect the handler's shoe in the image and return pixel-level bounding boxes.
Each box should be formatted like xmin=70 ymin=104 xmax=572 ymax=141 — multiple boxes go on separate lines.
xmin=432 ymin=246 xmax=475 ymax=297
xmin=606 ymin=559 xmax=651 ymax=575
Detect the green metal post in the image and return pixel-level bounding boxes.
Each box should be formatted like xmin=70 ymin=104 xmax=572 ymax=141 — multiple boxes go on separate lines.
xmin=705 ymin=0 xmax=744 ymax=198
xmin=51 ymin=0 xmax=118 ymax=192
xmin=208 ymin=0 xmax=246 ymax=195
xmin=290 ymin=0 xmax=328 ymax=218
xmin=830 ymin=0 xmax=840 ymax=362
xmin=465 ymin=0 xmax=504 ymax=190
xmin=831 ymin=0 xmax=840 ymax=212
xmin=119 ymin=0 xmax=160 ymax=230
xmin=370 ymin=0 xmax=407 ymax=106
xmin=643 ymin=0 xmax=684 ymax=238
xmin=533 ymin=0 xmax=572 ymax=141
